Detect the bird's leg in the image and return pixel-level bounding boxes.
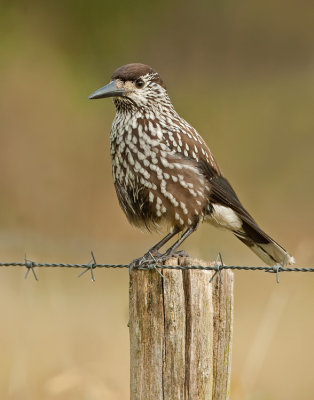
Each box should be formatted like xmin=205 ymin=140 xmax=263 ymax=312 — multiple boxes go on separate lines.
xmin=146 ymin=227 xmax=181 ymax=257
xmin=129 ymin=227 xmax=181 ymax=271
xmin=157 ymin=222 xmax=198 ymax=262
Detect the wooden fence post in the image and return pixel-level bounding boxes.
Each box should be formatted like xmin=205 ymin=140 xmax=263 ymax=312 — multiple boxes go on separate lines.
xmin=129 ymin=257 xmax=233 ymax=400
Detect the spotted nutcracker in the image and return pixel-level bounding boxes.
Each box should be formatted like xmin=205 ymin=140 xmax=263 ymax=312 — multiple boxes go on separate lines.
xmin=89 ymin=63 xmax=295 ymax=269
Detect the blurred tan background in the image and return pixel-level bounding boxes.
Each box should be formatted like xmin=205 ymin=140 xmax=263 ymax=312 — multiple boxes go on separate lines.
xmin=1 ymin=1 xmax=314 ymax=399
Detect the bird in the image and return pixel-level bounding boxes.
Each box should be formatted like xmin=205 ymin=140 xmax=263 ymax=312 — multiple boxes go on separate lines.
xmin=89 ymin=63 xmax=295 ymax=269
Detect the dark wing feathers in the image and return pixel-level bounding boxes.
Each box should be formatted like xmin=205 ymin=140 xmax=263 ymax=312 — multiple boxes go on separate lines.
xmin=198 ymin=160 xmax=272 ymax=244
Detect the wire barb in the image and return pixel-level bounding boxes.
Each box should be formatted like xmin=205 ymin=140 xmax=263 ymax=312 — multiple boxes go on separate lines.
xmin=272 ymin=264 xmax=281 ymax=284
xmin=209 ymin=252 xmax=224 ymax=284
xmin=24 ymin=254 xmax=38 ymax=281
xmin=145 ymin=252 xmax=164 ymax=279
xmin=265 ymin=254 xmax=288 ymax=284
xmin=77 ymin=251 xmax=97 ymax=282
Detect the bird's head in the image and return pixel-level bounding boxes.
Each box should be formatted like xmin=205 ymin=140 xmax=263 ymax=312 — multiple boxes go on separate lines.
xmin=89 ymin=63 xmax=169 ymax=111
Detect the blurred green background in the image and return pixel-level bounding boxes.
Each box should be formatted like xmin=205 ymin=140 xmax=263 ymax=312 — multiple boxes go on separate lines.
xmin=1 ymin=0 xmax=314 ymax=399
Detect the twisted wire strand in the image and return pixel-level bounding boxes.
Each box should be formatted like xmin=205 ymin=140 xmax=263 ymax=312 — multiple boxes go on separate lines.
xmin=0 ymin=261 xmax=313 ymax=272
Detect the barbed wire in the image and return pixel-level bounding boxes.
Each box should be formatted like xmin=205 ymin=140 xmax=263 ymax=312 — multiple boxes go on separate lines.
xmin=0 ymin=252 xmax=313 ymax=283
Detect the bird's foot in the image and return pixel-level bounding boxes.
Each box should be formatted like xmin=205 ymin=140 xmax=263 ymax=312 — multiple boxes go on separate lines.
xmin=171 ymin=249 xmax=189 ymax=258
xmin=128 ymin=249 xmax=189 ymax=273
xmin=128 ymin=250 xmax=162 ymax=273
xmin=151 ymin=249 xmax=189 ymax=266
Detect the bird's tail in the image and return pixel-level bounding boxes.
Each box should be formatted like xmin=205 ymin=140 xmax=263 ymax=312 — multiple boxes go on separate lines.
xmin=233 ymin=221 xmax=295 ymax=266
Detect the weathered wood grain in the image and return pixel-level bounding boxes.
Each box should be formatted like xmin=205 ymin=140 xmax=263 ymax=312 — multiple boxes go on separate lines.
xmin=212 ymin=269 xmax=234 ymax=400
xmin=129 ymin=269 xmax=164 ymax=400
xmin=129 ymin=257 xmax=233 ymax=400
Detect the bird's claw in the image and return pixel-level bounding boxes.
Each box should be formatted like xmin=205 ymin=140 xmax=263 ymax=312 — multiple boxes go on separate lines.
xmin=171 ymin=249 xmax=189 ymax=258
xmin=128 ymin=249 xmax=188 ymax=273
xmin=128 ymin=252 xmax=158 ymax=273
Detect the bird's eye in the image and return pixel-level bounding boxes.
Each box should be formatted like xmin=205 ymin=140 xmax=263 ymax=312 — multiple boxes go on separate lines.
xmin=135 ymin=79 xmax=145 ymax=89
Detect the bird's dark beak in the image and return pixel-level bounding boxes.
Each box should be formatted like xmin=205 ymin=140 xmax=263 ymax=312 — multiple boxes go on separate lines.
xmin=88 ymin=80 xmax=125 ymax=100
